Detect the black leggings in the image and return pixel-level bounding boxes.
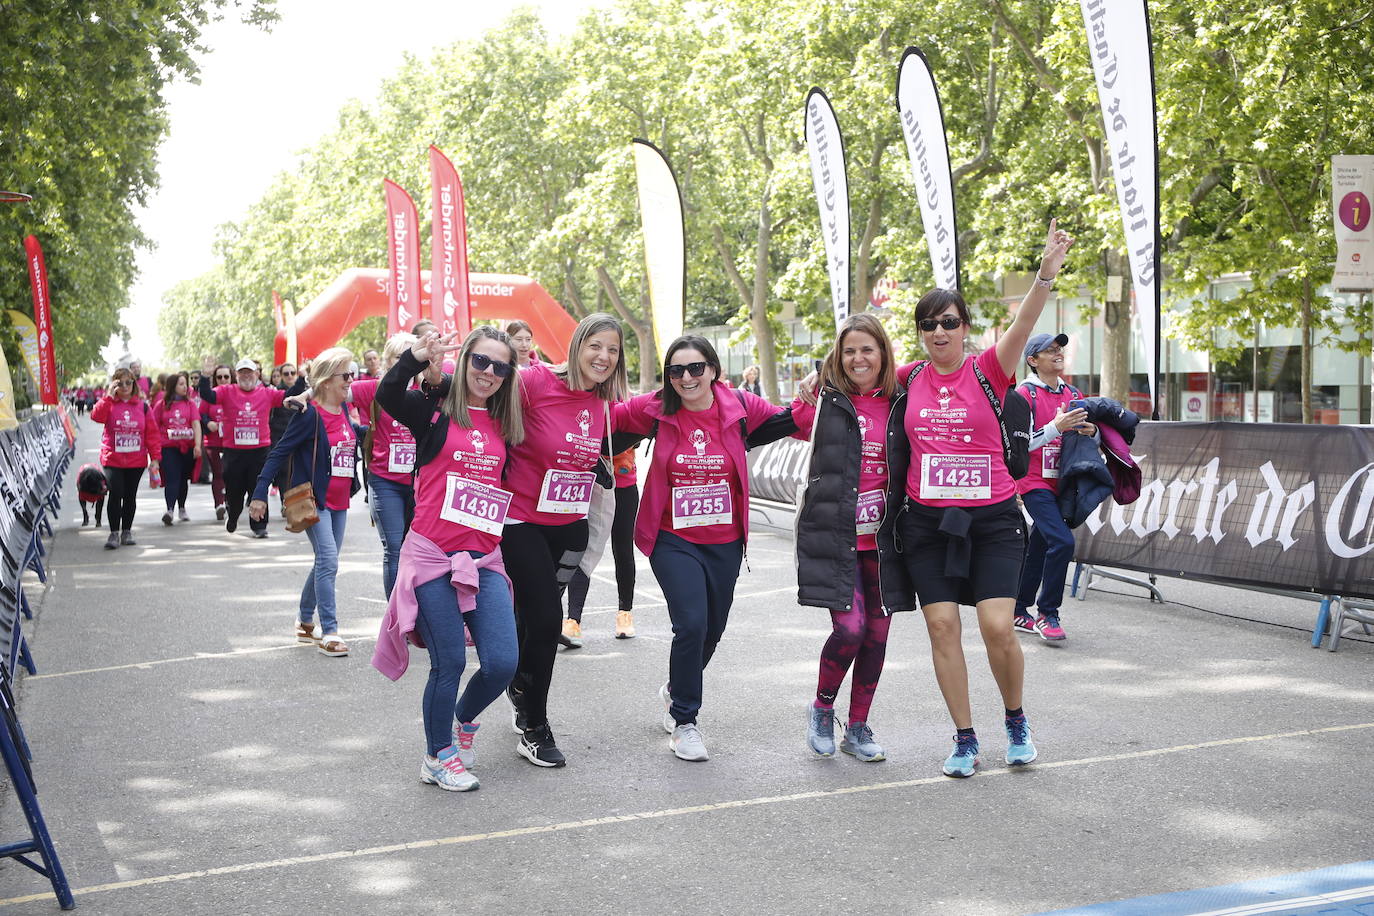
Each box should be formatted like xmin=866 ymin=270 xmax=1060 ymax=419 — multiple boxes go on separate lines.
xmin=221 ymin=446 xmax=269 ymax=533
xmin=568 ymin=484 xmax=639 ymax=621
xmin=103 ymin=466 xmax=145 ymax=533
xmin=501 ymin=519 xmax=588 ymax=728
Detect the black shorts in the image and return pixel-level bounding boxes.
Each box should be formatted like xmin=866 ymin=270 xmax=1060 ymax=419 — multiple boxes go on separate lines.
xmin=896 ymin=496 xmax=1027 ymax=607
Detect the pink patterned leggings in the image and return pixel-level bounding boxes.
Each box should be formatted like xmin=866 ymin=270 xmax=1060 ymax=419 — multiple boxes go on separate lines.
xmin=816 ymin=550 xmax=892 ymax=725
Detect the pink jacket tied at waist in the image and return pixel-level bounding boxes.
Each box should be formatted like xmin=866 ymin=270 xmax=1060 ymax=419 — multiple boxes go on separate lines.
xmin=371 ymin=531 xmax=512 ymax=681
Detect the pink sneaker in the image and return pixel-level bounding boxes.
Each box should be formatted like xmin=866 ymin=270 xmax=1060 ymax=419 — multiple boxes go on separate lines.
xmin=1034 ymin=615 xmax=1067 ymax=642
xmin=1013 ymin=612 xmax=1036 ymax=634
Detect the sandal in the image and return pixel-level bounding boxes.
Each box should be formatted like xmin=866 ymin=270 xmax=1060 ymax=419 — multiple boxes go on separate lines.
xmin=295 ymin=622 xmax=320 ymax=644
xmin=318 ymin=636 xmax=349 ymax=657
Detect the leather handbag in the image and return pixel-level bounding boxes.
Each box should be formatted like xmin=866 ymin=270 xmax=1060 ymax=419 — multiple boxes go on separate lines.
xmin=282 ymin=414 xmax=321 ymax=533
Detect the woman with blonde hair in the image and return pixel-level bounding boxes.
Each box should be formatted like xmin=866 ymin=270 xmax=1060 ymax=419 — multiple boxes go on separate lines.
xmin=249 ymin=348 xmax=362 ymax=656
xmin=372 ymin=326 xmax=524 ymax=791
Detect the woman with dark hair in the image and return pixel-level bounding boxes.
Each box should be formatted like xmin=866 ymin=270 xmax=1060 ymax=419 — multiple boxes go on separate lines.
xmin=611 ymin=335 xmax=794 ymax=761
xmin=505 ymin=320 xmax=540 ymax=369
xmin=895 ymin=219 xmax=1073 ymax=778
xmin=372 ymin=326 xmax=524 ymax=792
xmin=202 ymin=364 xmax=232 ymax=520
xmin=153 ymin=371 xmax=202 ymax=524
xmin=91 ymin=367 xmax=161 ymax=548
xmin=789 ymin=313 xmax=910 ymax=762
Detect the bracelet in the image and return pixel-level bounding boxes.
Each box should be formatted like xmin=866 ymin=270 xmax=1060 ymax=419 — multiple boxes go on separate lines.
xmin=1035 ymin=274 xmax=1055 ymax=289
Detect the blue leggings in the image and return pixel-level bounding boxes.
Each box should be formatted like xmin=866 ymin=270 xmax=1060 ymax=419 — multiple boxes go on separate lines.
xmin=413 ymin=560 xmax=519 ymax=756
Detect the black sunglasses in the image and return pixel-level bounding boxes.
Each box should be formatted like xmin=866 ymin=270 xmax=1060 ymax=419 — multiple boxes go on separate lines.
xmin=918 ymin=316 xmax=964 ymax=332
xmin=470 ymin=353 xmax=514 ymax=378
xmin=666 ymin=362 xmax=708 ymax=379
xmin=215 ymin=373 xmax=231 ymax=380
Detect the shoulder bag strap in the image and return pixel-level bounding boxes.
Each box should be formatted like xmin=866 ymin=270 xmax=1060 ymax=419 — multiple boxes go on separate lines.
xmin=970 ymin=361 xmax=1013 ymax=468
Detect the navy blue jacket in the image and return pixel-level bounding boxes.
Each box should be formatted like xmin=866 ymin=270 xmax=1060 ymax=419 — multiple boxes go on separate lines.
xmin=252 ymin=405 xmax=364 ymax=508
xmin=1057 ymin=397 xmax=1141 ymax=527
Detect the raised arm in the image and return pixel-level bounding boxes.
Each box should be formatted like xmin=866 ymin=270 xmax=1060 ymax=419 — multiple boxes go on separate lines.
xmin=994 ymin=219 xmax=1075 ymax=380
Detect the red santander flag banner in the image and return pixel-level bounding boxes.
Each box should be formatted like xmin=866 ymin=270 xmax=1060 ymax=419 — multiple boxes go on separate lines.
xmin=383 ymin=179 xmax=421 ymax=336
xmin=429 ymin=146 xmax=472 ymax=338
xmin=23 ymin=235 xmax=58 ymax=405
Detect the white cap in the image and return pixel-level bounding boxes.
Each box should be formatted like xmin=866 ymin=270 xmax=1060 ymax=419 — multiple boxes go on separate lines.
xmin=233 ymin=358 xmax=257 ymax=372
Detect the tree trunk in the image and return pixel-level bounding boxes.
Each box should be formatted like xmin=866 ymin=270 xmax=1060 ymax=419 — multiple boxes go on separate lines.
xmin=750 ymin=192 xmax=780 ymax=402
xmin=1100 ymin=249 xmax=1132 ymax=401
xmin=594 ymin=265 xmax=655 ymax=393
xmin=1301 ymin=277 xmax=1313 ymax=424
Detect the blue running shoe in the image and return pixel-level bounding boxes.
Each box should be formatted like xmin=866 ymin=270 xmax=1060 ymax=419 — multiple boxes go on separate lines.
xmin=807 ymin=702 xmax=836 ymax=757
xmin=840 ymin=722 xmax=885 ymax=762
xmin=1005 ymin=714 xmax=1037 ymax=765
xmin=942 ymin=733 xmax=979 ymax=778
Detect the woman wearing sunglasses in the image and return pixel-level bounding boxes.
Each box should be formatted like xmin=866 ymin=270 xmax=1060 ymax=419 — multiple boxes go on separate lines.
xmin=896 ymin=219 xmax=1073 ymax=778
xmin=152 ymin=371 xmax=203 ymax=525
xmin=248 ymin=348 xmax=362 ymax=657
xmin=201 ymin=365 xmax=232 ymax=520
xmin=91 ymin=367 xmax=162 ymax=549
xmin=611 ymin=335 xmax=794 ymax=761
xmin=787 ymin=313 xmax=913 ymax=764
xmin=372 ymin=326 xmax=523 ymax=792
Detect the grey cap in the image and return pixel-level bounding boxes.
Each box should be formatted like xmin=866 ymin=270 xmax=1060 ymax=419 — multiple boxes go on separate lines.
xmin=1024 ymin=332 xmax=1069 ymax=364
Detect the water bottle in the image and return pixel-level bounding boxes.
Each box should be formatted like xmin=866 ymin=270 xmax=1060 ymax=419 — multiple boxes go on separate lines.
xmin=149 ymin=465 xmax=162 ymax=488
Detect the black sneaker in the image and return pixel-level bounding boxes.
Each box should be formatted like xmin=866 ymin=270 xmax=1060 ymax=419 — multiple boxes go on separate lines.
xmin=517 ymin=724 xmax=566 ymax=768
xmin=507 ymin=684 xmax=528 ymax=734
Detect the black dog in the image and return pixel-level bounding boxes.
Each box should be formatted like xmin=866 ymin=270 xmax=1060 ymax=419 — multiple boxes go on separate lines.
xmin=77 ymin=464 xmax=108 ymax=527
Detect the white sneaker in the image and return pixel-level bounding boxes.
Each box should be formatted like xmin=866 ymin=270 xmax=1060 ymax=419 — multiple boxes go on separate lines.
xmin=178 ymin=507 xmax=189 ymax=522
xmin=453 ymin=721 xmax=479 ymax=769
xmin=659 ymin=682 xmax=675 ymax=734
xmin=669 ymin=723 xmax=709 ymax=762
xmin=420 ymin=748 xmax=478 ymax=791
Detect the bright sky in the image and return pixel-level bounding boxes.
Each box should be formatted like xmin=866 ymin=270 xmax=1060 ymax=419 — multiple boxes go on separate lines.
xmin=118 ymin=0 xmax=596 ymax=368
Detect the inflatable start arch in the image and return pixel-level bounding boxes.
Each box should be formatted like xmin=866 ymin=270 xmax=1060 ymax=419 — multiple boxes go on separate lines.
xmin=276 ymin=269 xmax=579 ymax=363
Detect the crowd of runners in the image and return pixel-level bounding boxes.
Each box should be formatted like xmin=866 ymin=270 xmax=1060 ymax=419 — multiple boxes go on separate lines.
xmin=82 ymin=220 xmax=1127 ymax=793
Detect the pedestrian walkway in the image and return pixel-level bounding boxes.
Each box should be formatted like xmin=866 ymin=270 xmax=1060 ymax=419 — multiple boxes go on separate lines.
xmin=2 ymin=422 xmax=1372 ymax=914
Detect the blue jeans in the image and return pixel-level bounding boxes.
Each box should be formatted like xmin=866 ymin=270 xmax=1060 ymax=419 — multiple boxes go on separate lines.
xmin=648 ymin=531 xmax=744 ymax=726
xmin=369 ymin=475 xmax=414 ymax=598
xmin=160 ymin=446 xmax=194 ymax=511
xmin=413 ymin=558 xmax=518 ymax=756
xmin=300 ymin=506 xmax=348 ymax=635
xmin=1016 ymin=487 xmax=1076 ymax=619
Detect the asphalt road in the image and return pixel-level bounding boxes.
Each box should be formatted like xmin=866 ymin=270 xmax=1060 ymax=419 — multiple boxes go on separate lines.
xmin=2 ymin=423 xmax=1372 ymax=914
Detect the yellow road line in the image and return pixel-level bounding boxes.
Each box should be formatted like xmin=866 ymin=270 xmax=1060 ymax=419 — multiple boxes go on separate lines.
xmin=2 ymin=721 xmax=1370 ymax=907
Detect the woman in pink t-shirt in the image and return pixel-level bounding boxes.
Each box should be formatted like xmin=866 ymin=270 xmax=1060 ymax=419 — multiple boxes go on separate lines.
xmin=152 ymin=371 xmax=203 ymax=525
xmin=502 ymin=313 xmax=628 ymax=769
xmin=201 ymin=364 xmax=232 ymax=520
xmin=789 ymin=314 xmax=908 ymax=764
xmin=611 ymin=335 xmax=794 ymax=762
xmin=91 ymin=366 xmax=161 ymax=549
xmin=897 ymin=219 xmax=1073 ymax=779
xmin=349 ymin=332 xmax=425 ymax=598
xmin=248 ymin=348 xmax=361 ymax=657
xmin=372 ymin=326 xmax=524 ymax=792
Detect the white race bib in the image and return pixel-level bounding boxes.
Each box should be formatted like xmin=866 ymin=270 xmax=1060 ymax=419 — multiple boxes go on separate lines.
xmin=330 ymin=443 xmax=356 ymax=478
xmin=166 ymin=425 xmax=194 ymax=441
xmin=535 ymin=469 xmax=596 ymax=516
xmin=233 ymin=426 xmax=260 ymax=447
xmin=388 ymin=441 xmax=416 ymax=474
xmin=114 ymin=432 xmax=141 ymax=453
xmin=671 ymin=482 xmax=732 ymax=529
xmin=1041 ymin=442 xmax=1061 ymax=479
xmin=919 ymin=454 xmax=992 ymax=501
xmin=440 ymin=475 xmax=513 ymax=535
xmin=855 ymin=489 xmax=884 ymax=536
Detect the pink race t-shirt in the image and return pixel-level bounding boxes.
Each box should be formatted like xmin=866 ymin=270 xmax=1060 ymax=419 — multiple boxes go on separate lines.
xmin=155 ymin=398 xmax=198 ymax=452
xmin=411 ymin=408 xmax=509 ymax=554
xmin=213 ymin=384 xmax=286 ymax=450
xmin=659 ymin=404 xmax=742 ymax=545
xmin=318 ymin=406 xmax=356 ymax=511
xmin=1016 ymin=381 xmax=1080 ymax=496
xmin=504 ymin=362 xmax=605 ymax=526
xmin=904 ymin=348 xmax=1015 ymax=508
xmin=790 ymin=390 xmax=892 ymax=550
xmin=349 ymin=378 xmax=418 ymax=485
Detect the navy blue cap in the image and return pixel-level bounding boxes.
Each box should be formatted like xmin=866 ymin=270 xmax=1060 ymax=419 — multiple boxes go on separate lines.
xmin=1024 ymin=332 xmax=1069 ymax=363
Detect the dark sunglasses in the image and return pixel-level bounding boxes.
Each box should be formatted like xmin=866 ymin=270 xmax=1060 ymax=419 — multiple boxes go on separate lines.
xmin=666 ymin=362 xmax=708 ymax=379
xmin=334 ymin=372 xmax=356 ymax=381
xmin=470 ymin=353 xmax=514 ymax=378
xmin=918 ymin=316 xmax=964 ymax=332
xmin=215 ymin=374 xmax=231 ymax=381
xmin=282 ymin=370 xmax=298 ymax=377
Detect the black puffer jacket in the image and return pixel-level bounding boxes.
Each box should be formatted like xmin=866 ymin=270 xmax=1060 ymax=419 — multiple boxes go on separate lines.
xmin=795 ymin=385 xmax=915 ymax=614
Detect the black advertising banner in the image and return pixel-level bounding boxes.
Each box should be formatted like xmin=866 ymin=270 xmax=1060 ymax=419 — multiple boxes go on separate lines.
xmin=1073 ymin=422 xmax=1374 ymax=599
xmin=746 ymin=421 xmax=1374 ymax=600
xmin=0 ymin=412 xmax=69 ymax=654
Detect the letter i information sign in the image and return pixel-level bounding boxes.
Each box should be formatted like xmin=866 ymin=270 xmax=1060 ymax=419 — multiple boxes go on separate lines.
xmin=1332 ymin=155 xmax=1374 ymax=292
